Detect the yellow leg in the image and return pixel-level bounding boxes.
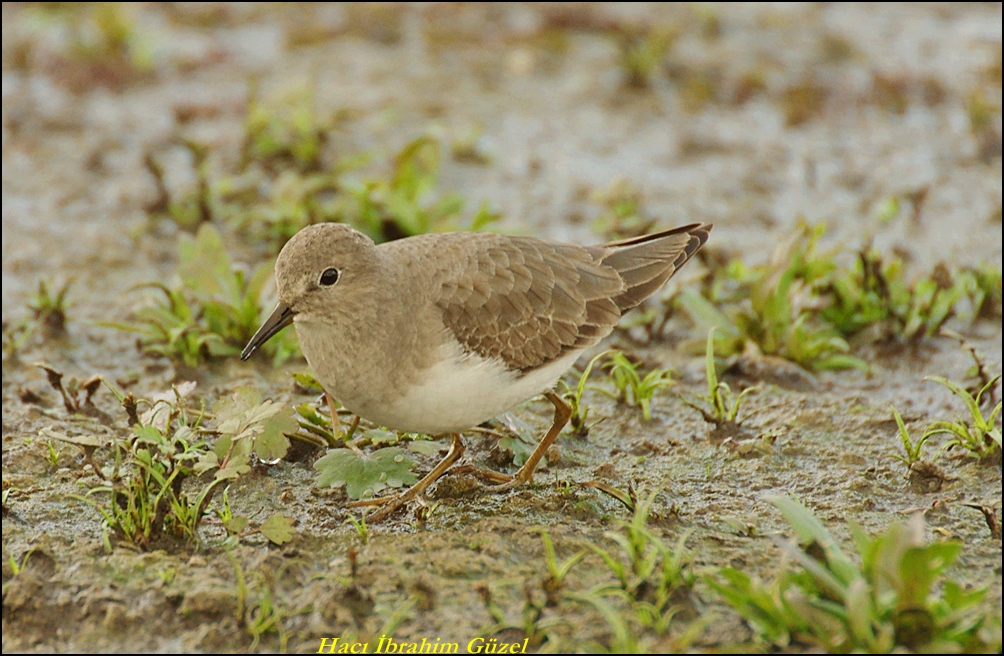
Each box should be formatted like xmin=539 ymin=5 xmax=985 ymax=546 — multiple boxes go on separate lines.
xmin=486 ymin=390 xmax=571 ymax=492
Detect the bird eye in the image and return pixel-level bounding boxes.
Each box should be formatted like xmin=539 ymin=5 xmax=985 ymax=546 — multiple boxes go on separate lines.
xmin=319 ymin=268 xmax=340 ymax=286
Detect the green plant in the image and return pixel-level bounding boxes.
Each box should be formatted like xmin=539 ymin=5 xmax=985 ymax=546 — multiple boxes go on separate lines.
xmin=958 ymin=262 xmax=1002 ymax=320
xmin=478 ymin=582 xmax=570 ymax=651
xmin=43 ymin=440 xmax=61 ymax=468
xmin=227 ymin=133 xmax=499 ymax=251
xmin=707 ymin=495 xmax=1000 ymax=652
xmin=107 ymin=224 xmax=300 ymax=366
xmin=339 ymin=135 xmax=500 ymax=243
xmin=890 ymin=407 xmax=929 ymax=468
xmin=241 ymin=82 xmax=330 ymax=173
xmin=28 ymin=278 xmax=72 ymax=335
xmin=313 ymin=443 xmax=419 ymax=501
xmin=559 ymin=350 xmax=611 ymax=436
xmin=595 ymin=352 xmax=675 ymax=421
xmin=684 ymin=328 xmax=756 ymax=425
xmin=144 ymin=140 xmax=214 ymax=230
xmin=228 ymin=551 xmax=293 ymax=651
xmin=229 ymin=168 xmax=346 ymax=249
xmin=924 ymin=375 xmax=1001 ymax=461
xmin=822 ymin=250 xmax=970 ymax=341
xmin=616 ymin=25 xmax=676 ymax=89
xmin=70 ymin=420 xmax=213 ymax=549
xmin=5 ymin=549 xmax=33 ymax=578
xmin=29 ymin=3 xmax=153 ymax=91
xmin=586 ymin=491 xmax=694 ymax=636
xmin=69 ymin=384 xmax=297 ymax=549
xmin=343 ymin=513 xmax=369 ymax=545
xmin=538 ymin=530 xmax=587 ymax=606
xmin=679 ymin=222 xmax=864 ymax=371
xmin=2 ymin=319 xmax=35 ymax=361
xmin=590 ymin=178 xmax=656 ymax=240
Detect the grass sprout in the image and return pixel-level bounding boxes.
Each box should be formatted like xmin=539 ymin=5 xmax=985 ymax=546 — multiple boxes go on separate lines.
xmin=560 ymin=350 xmax=612 ymax=436
xmin=707 ymin=495 xmax=999 ymax=652
xmin=586 ymin=491 xmax=694 ymax=636
xmin=68 ymin=384 xmax=296 ymax=550
xmin=107 ymin=224 xmax=299 ymax=366
xmin=339 ymin=135 xmax=500 ymax=243
xmin=679 ymin=222 xmax=1002 ymax=371
xmin=924 ymin=375 xmax=1002 ymax=461
xmin=595 ymin=352 xmax=675 ymax=421
xmin=616 ymin=25 xmax=676 ymax=89
xmin=684 ymin=327 xmax=756 ymax=425
xmin=241 ymin=82 xmax=330 ymax=174
xmin=679 ymin=222 xmax=862 ymax=371
xmin=890 ymin=407 xmax=930 ymax=469
xmin=28 ymin=278 xmax=72 ymax=336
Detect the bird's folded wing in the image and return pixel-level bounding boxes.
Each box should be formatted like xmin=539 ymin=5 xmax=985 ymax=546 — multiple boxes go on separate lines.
xmin=436 ymin=235 xmax=626 ymax=372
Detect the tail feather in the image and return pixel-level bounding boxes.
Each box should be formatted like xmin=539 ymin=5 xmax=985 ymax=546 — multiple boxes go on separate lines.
xmin=599 ymin=223 xmax=711 ymax=312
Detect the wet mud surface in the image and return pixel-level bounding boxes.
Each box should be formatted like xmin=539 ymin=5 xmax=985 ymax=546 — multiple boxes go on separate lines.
xmin=2 ymin=3 xmax=1001 ymax=652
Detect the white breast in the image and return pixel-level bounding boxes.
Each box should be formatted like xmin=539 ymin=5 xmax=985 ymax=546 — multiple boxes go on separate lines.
xmin=367 ymin=341 xmax=582 ymax=434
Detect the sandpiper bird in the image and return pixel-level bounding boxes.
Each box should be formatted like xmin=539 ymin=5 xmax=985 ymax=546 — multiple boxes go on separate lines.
xmin=242 ymin=222 xmax=711 ymax=521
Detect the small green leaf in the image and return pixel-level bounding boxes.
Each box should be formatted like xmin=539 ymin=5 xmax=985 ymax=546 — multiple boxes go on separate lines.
xmin=407 ymin=440 xmax=441 ymax=456
xmin=252 ymin=406 xmax=297 ymax=462
xmin=314 ymin=447 xmax=418 ymax=500
xmin=259 ymin=513 xmax=295 ymax=545
xmin=291 ymin=371 xmax=324 ymax=393
xmin=223 ymin=516 xmax=248 ymax=535
xmin=362 ymin=428 xmax=399 ymax=446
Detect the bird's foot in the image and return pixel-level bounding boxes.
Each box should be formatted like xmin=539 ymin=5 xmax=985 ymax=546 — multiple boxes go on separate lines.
xmin=346 ymin=433 xmax=465 ymax=523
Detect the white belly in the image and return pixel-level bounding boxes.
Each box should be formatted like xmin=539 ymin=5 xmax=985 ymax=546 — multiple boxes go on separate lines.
xmin=369 ymin=342 xmax=582 ymax=434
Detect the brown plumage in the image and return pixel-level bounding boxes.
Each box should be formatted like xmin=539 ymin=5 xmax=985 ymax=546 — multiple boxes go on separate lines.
xmin=384 ymin=224 xmax=711 ymax=372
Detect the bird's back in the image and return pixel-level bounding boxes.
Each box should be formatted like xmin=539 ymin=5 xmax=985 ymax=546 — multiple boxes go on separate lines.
xmin=379 ymin=224 xmax=711 ymax=374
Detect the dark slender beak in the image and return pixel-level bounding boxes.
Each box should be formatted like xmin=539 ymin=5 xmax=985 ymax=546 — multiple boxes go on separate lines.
xmin=241 ymin=303 xmax=295 ymax=360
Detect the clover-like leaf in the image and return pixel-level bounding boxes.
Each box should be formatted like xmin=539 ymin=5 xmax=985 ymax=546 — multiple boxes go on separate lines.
xmin=407 ymin=440 xmax=441 ymax=456
xmin=223 ymin=515 xmax=248 ymax=535
xmin=252 ymin=406 xmax=297 ymax=463
xmin=314 ymin=447 xmax=418 ymax=500
xmin=259 ymin=513 xmax=295 ymax=545
xmin=194 ymin=450 xmax=220 ymax=475
xmin=213 ymin=387 xmax=295 ymax=463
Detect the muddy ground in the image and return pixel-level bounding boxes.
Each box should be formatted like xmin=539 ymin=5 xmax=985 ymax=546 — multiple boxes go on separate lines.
xmin=2 ymin=3 xmax=1001 ymax=653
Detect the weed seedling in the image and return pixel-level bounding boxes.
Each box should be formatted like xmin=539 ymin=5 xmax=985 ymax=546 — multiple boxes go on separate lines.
xmin=4 ymin=549 xmax=33 ymax=579
xmin=144 ymin=140 xmax=214 ymax=230
xmin=69 ymin=384 xmax=297 ymax=549
xmin=537 ymin=530 xmax=587 ymax=606
xmin=678 ymin=222 xmax=863 ymax=371
xmin=684 ymin=327 xmax=756 ymax=426
xmin=28 ymin=278 xmax=72 ymax=336
xmin=2 ymin=319 xmax=35 ymax=361
xmin=241 ymin=82 xmax=330 ymax=174
xmin=590 ymin=177 xmax=656 ymax=241
xmin=107 ymin=224 xmax=300 ymax=366
xmin=707 ymin=495 xmax=1000 ymax=652
xmin=340 ymin=135 xmax=500 ymax=243
xmin=596 ymin=352 xmax=675 ymax=421
xmin=559 ymin=350 xmax=611 ymax=436
xmin=889 ymin=407 xmax=929 ymax=469
xmin=823 ymin=250 xmax=967 ymax=341
xmin=30 ymin=3 xmax=153 ymax=91
xmin=616 ymin=25 xmax=676 ymax=89
xmin=924 ymin=375 xmax=1002 ymax=461
xmin=587 ymin=491 xmax=694 ymax=635
xmin=344 ymin=514 xmax=370 ymax=545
